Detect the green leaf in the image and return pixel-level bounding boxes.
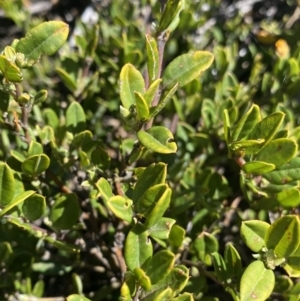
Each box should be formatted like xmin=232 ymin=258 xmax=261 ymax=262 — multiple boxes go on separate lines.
xmin=0 ymin=241 xmax=13 ymax=264
xmin=91 ymin=147 xmax=111 ymax=170
xmin=223 ymin=109 xmax=231 ymax=144
xmin=224 ymin=243 xmax=242 ymax=278
xmin=137 ymin=126 xmax=177 ymax=154
xmin=285 ymin=244 xmax=300 ymax=273
xmin=95 ymin=177 xmax=113 ymax=202
xmin=193 ymin=232 xmax=219 ymax=266
xmin=32 ymin=280 xmax=45 ymax=298
xmin=265 ymin=215 xmax=300 ymax=258
xmin=145 ymin=34 xmax=159 ymax=83
xmin=22 ymin=154 xmax=50 ymax=177
xmin=135 ymin=92 xmax=150 ymax=121
xmin=56 ymin=67 xmax=77 ymax=92
xmin=121 ymin=272 xmax=136 ymax=301
xmin=153 ymin=287 xmax=173 ymax=301
xmin=148 ymin=218 xmax=176 ymax=240
xmin=132 ymin=163 xmax=167 ymax=203
xmin=0 ymin=190 xmax=36 ymax=217
xmin=16 ymin=21 xmax=69 ymax=66
xmin=149 ymin=83 xmax=179 ymax=118
xmin=144 ymin=78 xmax=162 ymax=106
xmin=0 ymin=55 xmax=22 ymax=82
xmin=240 ymin=221 xmax=270 ymax=252
xmin=120 ymin=63 xmax=145 ymax=109
xmin=66 ymin=102 xmax=86 ymax=134
xmin=276 ymin=188 xmax=300 ymax=207
xmin=107 ymin=196 xmax=133 ymax=223
xmin=158 ymin=0 xmax=182 ymax=32
xmin=162 ymin=51 xmax=214 ymax=91
xmin=134 ymin=267 xmax=151 ymax=291
xmin=255 ymin=138 xmax=297 ymax=167
xmin=169 ymin=224 xmax=185 ymax=249
xmin=50 ymin=193 xmax=81 ymax=230
xmin=67 ymin=295 xmax=91 ymax=301
xmin=0 ymin=162 xmax=15 ymax=206
xmin=231 ymin=104 xmax=261 ymax=141
xmin=172 ymin=293 xmax=194 ymax=301
xmin=263 ymin=157 xmax=300 ymax=185
xmin=211 ymin=252 xmax=227 ymax=282
xmin=44 ymin=236 xmax=80 ymax=253
xmin=124 ymin=223 xmax=153 ymax=271
xmin=240 ymin=261 xmax=274 ymax=301
xmin=246 ymin=112 xmax=285 ymax=154
xmin=28 ymin=141 xmax=43 ymax=156
xmin=144 ymin=187 xmax=172 ymax=228
xmin=22 ymin=193 xmax=46 ymax=221
xmin=242 ymin=161 xmax=275 ymax=175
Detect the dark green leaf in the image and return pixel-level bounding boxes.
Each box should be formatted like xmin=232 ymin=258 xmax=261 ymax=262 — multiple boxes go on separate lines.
xmin=22 ymin=154 xmax=50 ymax=177
xmin=22 ymin=193 xmax=46 ymax=221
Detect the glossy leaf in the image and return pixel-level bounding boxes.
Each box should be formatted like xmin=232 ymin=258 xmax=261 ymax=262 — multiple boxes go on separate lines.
xmin=124 ymin=223 xmax=153 ymax=271
xmin=169 ymin=224 xmax=185 ymax=249
xmin=265 ymin=215 xmax=300 ymax=258
xmin=0 ymin=55 xmax=22 ymax=82
xmin=172 ymin=293 xmax=194 ymax=301
xmin=263 ymin=157 xmax=300 ymax=184
xmin=242 ymin=161 xmax=275 ymax=175
xmin=240 ymin=260 xmax=274 ymax=301
xmin=120 ymin=63 xmax=145 ymax=109
xmin=246 ymin=112 xmax=284 ymax=154
xmin=28 ymin=141 xmax=43 ymax=156
xmin=276 ymin=188 xmax=300 ymax=207
xmin=240 ymin=220 xmax=270 ymax=252
xmin=16 ymin=21 xmax=69 ymax=66
xmin=162 ymin=51 xmax=214 ymax=90
xmin=144 ymin=78 xmax=162 ymax=106
xmin=50 ymin=193 xmax=81 ymax=230
xmin=232 ymin=104 xmax=261 ymax=141
xmin=66 ymin=102 xmax=86 ymax=134
xmin=148 ymin=218 xmax=176 ymax=240
xmin=137 ymin=126 xmax=177 ymax=154
xmin=224 ymin=243 xmax=242 ymax=278
xmin=134 ymin=267 xmax=151 ymax=291
xmin=135 ymin=92 xmax=149 ymax=121
xmin=22 ymin=193 xmax=46 ymax=221
xmin=67 ymin=295 xmax=91 ymax=301
xmin=255 ymin=138 xmax=297 ymax=167
xmin=144 ymin=187 xmax=171 ymax=228
xmin=145 ymin=34 xmax=159 ymax=83
xmin=0 ymin=162 xmax=15 ymax=206
xmin=132 ymin=163 xmax=167 ymax=203
xmin=107 ymin=195 xmax=133 ymax=223
xmin=22 ymin=154 xmax=50 ymax=177
xmin=0 ymin=190 xmax=36 ymax=217
xmin=211 ymin=252 xmax=227 ymax=282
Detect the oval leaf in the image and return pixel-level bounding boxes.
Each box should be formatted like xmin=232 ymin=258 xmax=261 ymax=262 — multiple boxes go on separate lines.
xmin=16 ymin=21 xmax=69 ymax=66
xmin=137 ymin=126 xmax=177 ymax=154
xmin=66 ymin=102 xmax=86 ymax=134
xmin=107 ymin=196 xmax=133 ymax=223
xmin=276 ymin=188 xmax=300 ymax=207
xmin=265 ymin=215 xmax=300 ymax=258
xmin=0 ymin=162 xmax=15 ymax=206
xmin=135 ymin=92 xmax=149 ymax=121
xmin=22 ymin=154 xmax=50 ymax=177
xmin=162 ymin=51 xmax=214 ymax=90
xmin=0 ymin=55 xmax=22 ymax=82
xmin=240 ymin=261 xmax=275 ymax=301
xmin=242 ymin=161 xmax=275 ymax=175
xmin=22 ymin=193 xmax=46 ymax=221
xmin=148 ymin=218 xmax=176 ymax=240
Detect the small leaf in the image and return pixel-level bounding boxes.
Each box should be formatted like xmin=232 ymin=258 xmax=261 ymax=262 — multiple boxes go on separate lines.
xmin=124 ymin=223 xmax=153 ymax=271
xmin=169 ymin=224 xmax=185 ymax=249
xmin=211 ymin=252 xmax=227 ymax=282
xmin=137 ymin=126 xmax=177 ymax=154
xmin=120 ymin=63 xmax=145 ymax=109
xmin=95 ymin=177 xmax=113 ymax=202
xmin=242 ymin=161 xmax=275 ymax=175
xmin=153 ymin=288 xmax=173 ymax=301
xmin=255 ymin=138 xmax=297 ymax=167
xmin=28 ymin=141 xmax=43 ymax=156
xmin=158 ymin=0 xmax=181 ymax=32
xmin=224 ymin=243 xmax=242 ymax=278
xmin=145 ymin=34 xmax=159 ymax=83
xmin=134 ymin=267 xmax=151 ymax=291
xmin=232 ymin=104 xmax=261 ymax=141
xmin=16 ymin=21 xmax=69 ymax=66
xmin=107 ymin=196 xmax=133 ymax=223
xmin=172 ymin=293 xmax=194 ymax=301
xmin=66 ymin=295 xmax=91 ymax=301
xmin=265 ymin=215 xmax=300 ymax=258
xmin=162 ymin=51 xmax=214 ymax=90
xmin=285 ymin=244 xmax=300 ymax=273
xmin=0 ymin=162 xmax=15 ymax=206
xmin=240 ymin=261 xmax=274 ymax=301
xmin=276 ymin=188 xmax=300 ymax=207
xmin=22 ymin=193 xmax=46 ymax=221
xmin=50 ymin=193 xmax=81 ymax=230
xmin=56 ymin=67 xmax=77 ymax=92
xmin=148 ymin=218 xmax=176 ymax=240
xmin=240 ymin=220 xmax=270 ymax=252
xmin=32 ymin=280 xmax=45 ymax=298
xmin=223 ymin=109 xmax=231 ymax=144
xmin=66 ymin=102 xmax=86 ymax=134
xmin=0 ymin=55 xmax=22 ymax=82
xmin=135 ymin=92 xmax=149 ymax=121
xmin=144 ymin=78 xmax=162 ymax=106
xmin=22 ymin=154 xmax=50 ymax=177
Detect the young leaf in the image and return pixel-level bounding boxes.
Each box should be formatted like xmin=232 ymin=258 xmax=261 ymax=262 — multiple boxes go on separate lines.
xmin=137 ymin=126 xmax=177 ymax=154
xmin=0 ymin=55 xmax=22 ymax=82
xmin=22 ymin=154 xmax=50 ymax=177
xmin=240 ymin=220 xmax=270 ymax=252
xmin=276 ymin=188 xmax=300 ymax=207
xmin=0 ymin=162 xmax=15 ymax=206
xmin=223 ymin=109 xmax=231 ymax=144
xmin=22 ymin=194 xmax=46 ymax=221
xmin=135 ymin=92 xmax=150 ymax=121
xmin=107 ymin=196 xmax=133 ymax=223
xmin=162 ymin=51 xmax=214 ymax=90
xmin=28 ymin=141 xmax=43 ymax=156
xmin=169 ymin=225 xmax=185 ymax=249
xmin=265 ymin=215 xmax=300 ymax=258
xmin=124 ymin=223 xmax=153 ymax=271
xmin=240 ymin=261 xmax=274 ymax=301
xmin=144 ymin=78 xmax=162 ymax=106
xmin=120 ymin=63 xmax=145 ymax=109
xmin=231 ymin=104 xmax=261 ymax=141
xmin=211 ymin=252 xmax=227 ymax=282
xmin=158 ymin=0 xmax=182 ymax=33
xmin=242 ymin=161 xmax=275 ymax=175
xmin=148 ymin=218 xmax=176 ymax=240
xmin=145 ymin=34 xmax=159 ymax=83
xmin=16 ymin=21 xmax=69 ymax=66
xmin=134 ymin=267 xmax=151 ymax=291
xmin=224 ymin=243 xmax=242 ymax=278
xmin=66 ymin=102 xmax=86 ymax=134
xmin=50 ymin=193 xmax=81 ymax=230
xmin=255 ymin=138 xmax=297 ymax=167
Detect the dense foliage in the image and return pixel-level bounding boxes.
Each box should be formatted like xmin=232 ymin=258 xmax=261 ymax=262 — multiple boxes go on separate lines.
xmin=1 ymin=1 xmax=300 ymax=300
